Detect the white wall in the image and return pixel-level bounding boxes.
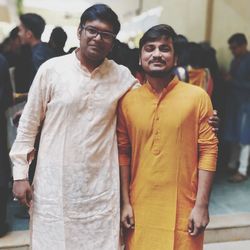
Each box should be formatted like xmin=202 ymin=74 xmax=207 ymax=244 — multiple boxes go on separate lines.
xmin=211 ymin=0 xmax=250 ymax=69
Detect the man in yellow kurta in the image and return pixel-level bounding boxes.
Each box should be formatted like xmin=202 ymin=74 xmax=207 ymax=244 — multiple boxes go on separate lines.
xmin=117 ymin=24 xmax=218 ymax=250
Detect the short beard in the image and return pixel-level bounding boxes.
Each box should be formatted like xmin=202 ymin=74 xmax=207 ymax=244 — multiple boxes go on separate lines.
xmin=145 ymin=68 xmax=174 ymax=78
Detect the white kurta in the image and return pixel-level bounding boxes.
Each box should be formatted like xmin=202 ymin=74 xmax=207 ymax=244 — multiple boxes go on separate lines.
xmin=10 ymin=51 xmax=137 ymax=250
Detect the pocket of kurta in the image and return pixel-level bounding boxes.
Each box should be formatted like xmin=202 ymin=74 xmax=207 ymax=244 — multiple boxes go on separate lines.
xmin=64 ymin=190 xmax=114 ymax=219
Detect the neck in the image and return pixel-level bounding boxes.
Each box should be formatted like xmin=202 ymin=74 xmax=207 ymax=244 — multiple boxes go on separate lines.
xmin=146 ymin=73 xmax=174 ymax=94
xmin=76 ymin=49 xmax=104 ymax=72
xmin=30 ymin=39 xmax=41 ymax=47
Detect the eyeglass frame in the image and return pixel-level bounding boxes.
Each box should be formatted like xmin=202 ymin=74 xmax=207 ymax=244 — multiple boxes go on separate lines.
xmin=80 ymin=24 xmax=116 ymax=42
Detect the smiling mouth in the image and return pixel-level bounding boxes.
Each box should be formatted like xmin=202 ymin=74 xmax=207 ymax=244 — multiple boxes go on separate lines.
xmin=89 ymin=45 xmax=102 ymax=51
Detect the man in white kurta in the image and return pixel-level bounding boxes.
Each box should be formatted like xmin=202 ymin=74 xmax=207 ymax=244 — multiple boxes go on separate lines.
xmin=10 ymin=4 xmax=138 ymax=250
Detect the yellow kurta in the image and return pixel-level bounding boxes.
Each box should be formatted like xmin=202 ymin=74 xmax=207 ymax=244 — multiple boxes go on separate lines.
xmin=117 ymin=77 xmax=218 ymax=250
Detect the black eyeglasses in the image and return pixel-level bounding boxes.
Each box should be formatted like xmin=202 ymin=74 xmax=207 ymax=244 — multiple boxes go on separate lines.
xmin=81 ymin=25 xmax=116 ymax=42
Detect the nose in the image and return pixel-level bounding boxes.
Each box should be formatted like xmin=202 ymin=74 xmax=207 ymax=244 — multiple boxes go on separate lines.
xmin=93 ymin=33 xmax=102 ymax=41
xmin=152 ymin=48 xmax=162 ymax=58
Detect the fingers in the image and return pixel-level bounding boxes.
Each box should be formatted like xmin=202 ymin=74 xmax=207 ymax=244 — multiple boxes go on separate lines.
xmin=121 ymin=214 xmax=135 ymax=229
xmin=26 ymin=189 xmax=33 ymax=208
xmin=188 ymin=217 xmax=194 ymax=234
xmin=189 ymin=224 xmax=206 ymax=236
xmin=128 ymin=215 xmax=135 ymax=229
xmin=189 ymin=220 xmax=207 ymax=236
xmin=13 ymin=181 xmax=33 ymax=208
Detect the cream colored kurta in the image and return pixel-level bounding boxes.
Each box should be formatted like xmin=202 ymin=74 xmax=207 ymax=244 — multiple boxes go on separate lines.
xmin=10 ymin=51 xmax=137 ymax=250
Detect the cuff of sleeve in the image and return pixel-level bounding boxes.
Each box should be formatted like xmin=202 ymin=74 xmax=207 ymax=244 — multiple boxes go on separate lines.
xmin=13 ymin=165 xmax=29 ymax=181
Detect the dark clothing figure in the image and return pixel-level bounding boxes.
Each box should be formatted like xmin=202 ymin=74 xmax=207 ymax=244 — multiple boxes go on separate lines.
xmin=48 ymin=27 xmax=67 ymax=57
xmin=14 ymin=45 xmax=32 ymax=93
xmin=223 ymin=52 xmax=250 ymax=144
xmin=30 ymin=42 xmax=55 ymax=89
xmin=0 ymin=54 xmax=13 ymax=237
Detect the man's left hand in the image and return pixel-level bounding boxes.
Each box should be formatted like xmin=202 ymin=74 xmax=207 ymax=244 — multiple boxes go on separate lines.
xmin=188 ymin=205 xmax=209 ymax=237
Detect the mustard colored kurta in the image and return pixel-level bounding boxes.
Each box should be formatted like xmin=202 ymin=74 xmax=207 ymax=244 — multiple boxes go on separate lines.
xmin=117 ymin=77 xmax=218 ymax=250
xmin=10 ymin=51 xmax=138 ymax=250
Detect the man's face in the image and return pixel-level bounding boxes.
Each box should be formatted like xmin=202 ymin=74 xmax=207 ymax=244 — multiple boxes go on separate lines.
xmin=78 ymin=19 xmax=115 ymax=64
xmin=140 ymin=37 xmax=176 ymax=77
xmin=229 ymin=42 xmax=247 ymax=57
xmin=18 ymin=23 xmax=30 ymax=45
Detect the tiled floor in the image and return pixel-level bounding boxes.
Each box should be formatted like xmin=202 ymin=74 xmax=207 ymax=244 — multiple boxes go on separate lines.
xmin=204 ymin=240 xmax=250 ymax=250
xmin=209 ymin=170 xmax=250 ymax=215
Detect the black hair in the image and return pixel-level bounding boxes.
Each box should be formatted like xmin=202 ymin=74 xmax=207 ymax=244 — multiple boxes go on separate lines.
xmin=20 ymin=13 xmax=46 ymax=39
xmin=9 ymin=27 xmax=19 ymax=40
xmin=49 ymin=27 xmax=67 ymax=49
xmin=228 ymin=33 xmax=247 ymax=46
xmin=79 ymin=4 xmax=120 ymax=35
xmin=139 ymin=24 xmax=178 ymax=53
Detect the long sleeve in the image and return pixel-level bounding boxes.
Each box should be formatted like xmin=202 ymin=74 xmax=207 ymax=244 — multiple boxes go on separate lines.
xmin=9 ymin=63 xmax=52 ymax=180
xmin=198 ymin=91 xmax=218 ymax=171
xmin=117 ymin=99 xmax=131 ymax=167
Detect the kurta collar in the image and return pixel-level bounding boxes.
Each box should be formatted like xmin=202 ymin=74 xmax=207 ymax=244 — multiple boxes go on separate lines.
xmin=145 ymin=75 xmax=179 ymax=100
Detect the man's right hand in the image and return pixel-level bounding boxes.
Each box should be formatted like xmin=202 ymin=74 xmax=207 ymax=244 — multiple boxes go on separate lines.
xmin=13 ymin=180 xmax=33 ymax=207
xmin=121 ymin=203 xmax=135 ymax=229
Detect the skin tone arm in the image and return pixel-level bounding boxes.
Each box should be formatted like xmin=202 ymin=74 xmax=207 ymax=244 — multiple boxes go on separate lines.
xmin=188 ymin=169 xmax=215 ymax=236
xmin=120 ymin=165 xmax=135 ymax=229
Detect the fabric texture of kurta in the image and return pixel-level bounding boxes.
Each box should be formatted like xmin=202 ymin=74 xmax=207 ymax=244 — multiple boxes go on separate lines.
xmin=117 ymin=77 xmax=218 ymax=250
xmin=10 ymin=51 xmax=138 ymax=250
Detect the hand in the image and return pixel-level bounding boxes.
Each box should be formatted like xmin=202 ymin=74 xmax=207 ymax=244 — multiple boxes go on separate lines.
xmin=121 ymin=203 xmax=135 ymax=229
xmin=188 ymin=205 xmax=209 ymax=237
xmin=13 ymin=180 xmax=33 ymax=207
xmin=208 ymin=110 xmax=220 ymax=133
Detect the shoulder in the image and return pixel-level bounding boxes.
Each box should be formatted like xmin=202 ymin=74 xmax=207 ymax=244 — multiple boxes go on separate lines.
xmin=105 ymin=59 xmax=132 ymax=76
xmin=103 ymin=59 xmax=138 ymax=89
xmin=39 ymin=53 xmax=71 ymax=71
xmin=178 ymin=81 xmax=208 ymax=96
xmin=119 ymin=83 xmax=144 ymax=106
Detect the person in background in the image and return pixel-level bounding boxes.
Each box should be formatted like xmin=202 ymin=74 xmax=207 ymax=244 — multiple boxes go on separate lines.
xmin=223 ymin=33 xmax=250 ymax=182
xmin=0 ymin=54 xmax=13 ymax=237
xmin=48 ymin=26 xmax=67 ymax=57
xmin=18 ymin=13 xmax=55 ymax=89
xmin=12 ymin=13 xmax=55 ymax=219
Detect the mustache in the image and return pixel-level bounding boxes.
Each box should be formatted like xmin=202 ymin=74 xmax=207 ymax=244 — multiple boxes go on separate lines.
xmin=149 ymin=58 xmax=166 ymax=64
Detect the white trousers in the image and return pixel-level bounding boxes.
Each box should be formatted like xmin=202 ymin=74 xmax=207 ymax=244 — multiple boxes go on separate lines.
xmin=228 ymin=143 xmax=250 ymax=176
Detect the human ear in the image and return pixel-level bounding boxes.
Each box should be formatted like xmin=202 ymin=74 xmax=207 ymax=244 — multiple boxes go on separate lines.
xmin=77 ymin=27 xmax=82 ymax=40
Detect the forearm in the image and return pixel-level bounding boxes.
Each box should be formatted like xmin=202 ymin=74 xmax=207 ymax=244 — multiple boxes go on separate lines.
xmin=120 ymin=165 xmax=131 ymax=206
xmin=195 ymin=169 xmax=215 ymax=208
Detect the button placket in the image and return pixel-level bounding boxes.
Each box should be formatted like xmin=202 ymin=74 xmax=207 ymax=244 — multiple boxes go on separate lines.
xmin=152 ymin=104 xmax=161 ymax=155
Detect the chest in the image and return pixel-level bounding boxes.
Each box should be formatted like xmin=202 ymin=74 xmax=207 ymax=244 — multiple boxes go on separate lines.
xmin=126 ymin=92 xmax=198 ymax=136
